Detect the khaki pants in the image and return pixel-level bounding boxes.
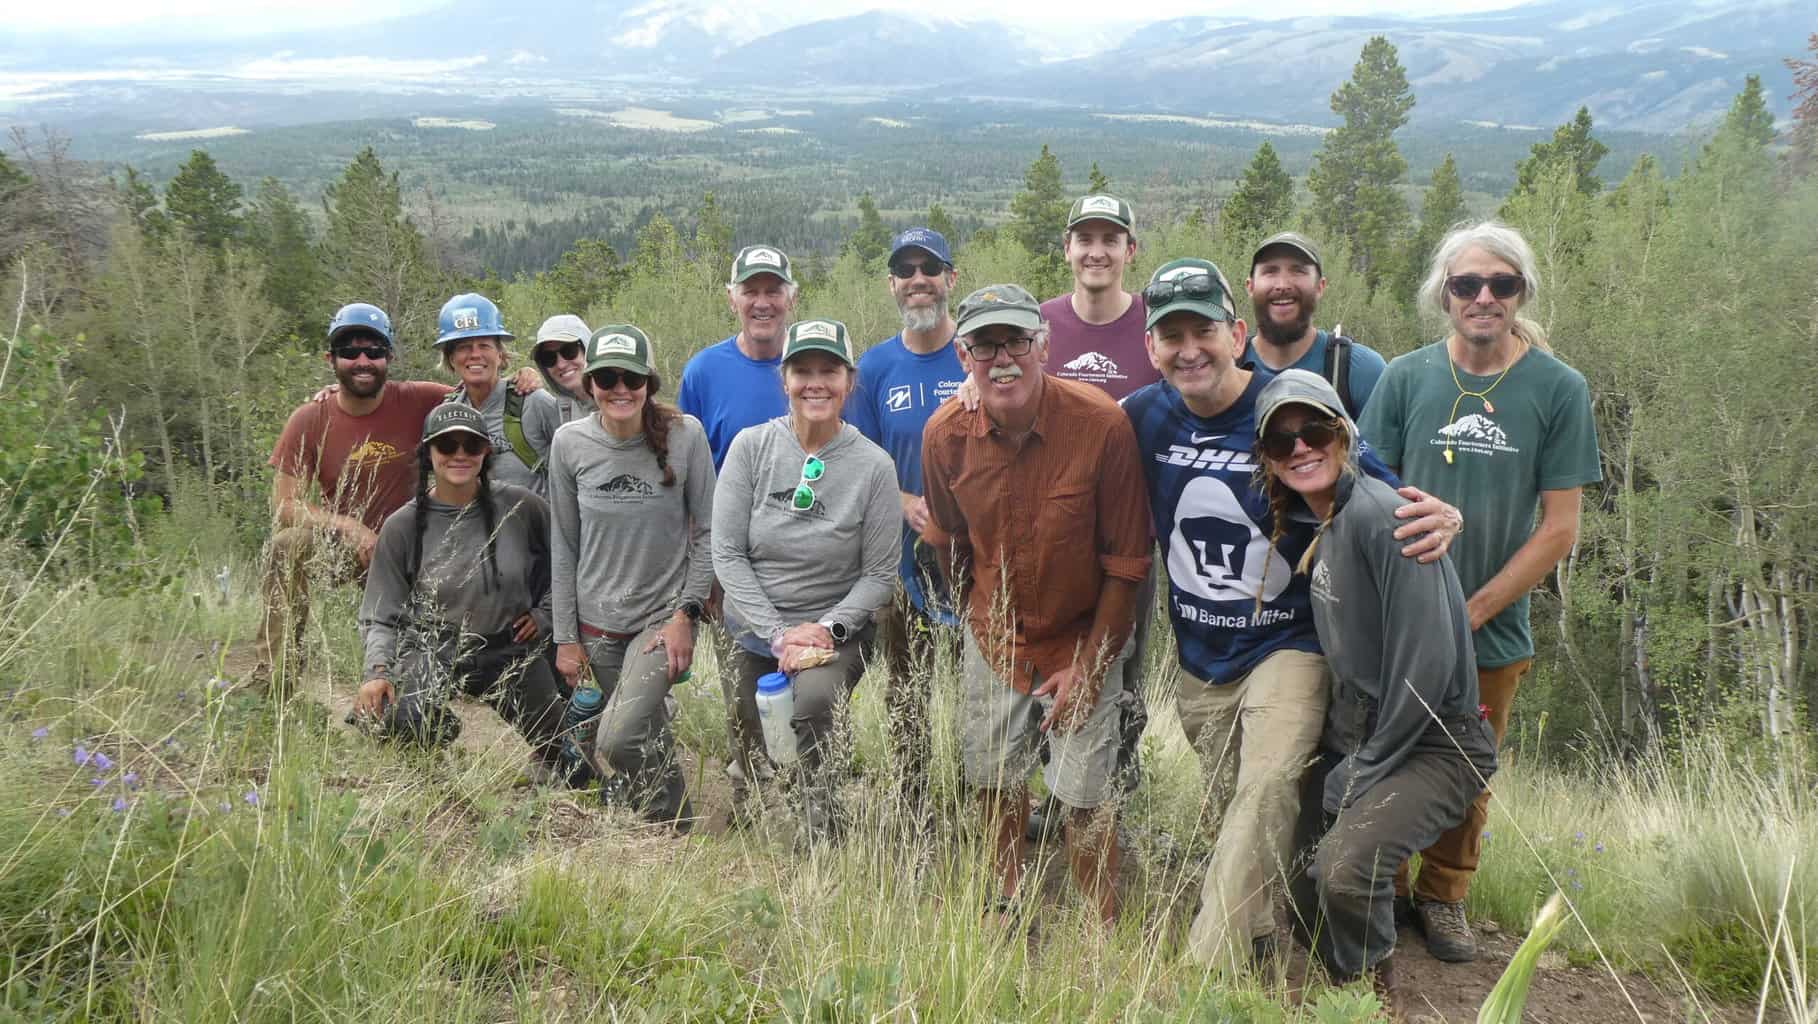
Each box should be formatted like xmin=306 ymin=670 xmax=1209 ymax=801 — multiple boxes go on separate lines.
xmin=256 ymin=525 xmax=362 ymax=690
xmin=1178 ymin=649 xmax=1329 ymax=971
xmin=1399 ymin=658 xmax=1530 ymax=904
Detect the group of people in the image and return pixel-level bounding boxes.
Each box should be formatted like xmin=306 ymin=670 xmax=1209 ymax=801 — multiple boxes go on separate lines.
xmin=255 ymin=194 xmax=1599 ymax=1011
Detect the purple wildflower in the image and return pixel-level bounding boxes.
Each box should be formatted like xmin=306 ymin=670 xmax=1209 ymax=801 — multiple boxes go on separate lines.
xmin=92 ymin=752 xmax=113 ymax=771
xmin=90 ymin=777 xmax=107 ymax=787
xmin=111 ymin=797 xmax=128 ymax=812
xmin=31 ymin=727 xmax=48 ymax=740
xmin=1573 ymin=831 xmax=1585 ymax=844
xmin=1594 ymin=842 xmax=1605 ymax=854
xmin=243 ymin=790 xmax=259 ymax=806
xmin=124 ymin=772 xmax=140 ymax=788
xmin=73 ymin=745 xmax=90 ymax=766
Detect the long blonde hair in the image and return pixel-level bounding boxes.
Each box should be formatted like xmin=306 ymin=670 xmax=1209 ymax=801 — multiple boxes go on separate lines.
xmin=1251 ymin=417 xmax=1354 ymax=614
xmin=1418 ymin=220 xmax=1553 ymax=353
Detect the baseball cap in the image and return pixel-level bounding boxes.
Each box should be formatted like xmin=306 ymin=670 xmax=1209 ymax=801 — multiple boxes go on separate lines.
xmin=888 ymin=227 xmax=952 ymax=268
xmin=1066 ymin=194 xmax=1135 ymax=234
xmin=782 ymin=319 xmax=855 ymax=367
xmin=584 ymin=324 xmax=656 ymax=375
xmin=421 ymin=403 xmax=489 ymax=443
xmin=728 ymin=244 xmax=795 ymax=285
xmin=1255 ymin=369 xmax=1347 ymax=437
xmin=1250 ymin=232 xmax=1322 ymax=275
xmin=535 ymin=314 xmax=591 ymax=346
xmin=954 ymin=284 xmax=1042 ymax=337
xmin=1142 ymin=258 xmax=1238 ymax=330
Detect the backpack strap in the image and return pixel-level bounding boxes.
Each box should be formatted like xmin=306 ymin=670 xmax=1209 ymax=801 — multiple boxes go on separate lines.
xmin=442 ymin=385 xmax=543 ymax=472
xmin=1322 ymin=333 xmax=1360 ymax=420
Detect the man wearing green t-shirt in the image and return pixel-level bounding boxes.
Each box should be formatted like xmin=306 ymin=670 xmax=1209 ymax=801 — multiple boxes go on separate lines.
xmin=1358 ymin=221 xmax=1601 ymax=963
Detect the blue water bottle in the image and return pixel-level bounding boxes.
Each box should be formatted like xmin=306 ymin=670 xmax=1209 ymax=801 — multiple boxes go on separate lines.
xmin=558 ymin=685 xmax=604 ymax=785
xmin=753 ymin=671 xmax=798 ymax=764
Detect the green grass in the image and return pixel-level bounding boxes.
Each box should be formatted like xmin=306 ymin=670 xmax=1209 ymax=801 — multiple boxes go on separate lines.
xmin=1 ymin=559 xmax=1813 ymax=1022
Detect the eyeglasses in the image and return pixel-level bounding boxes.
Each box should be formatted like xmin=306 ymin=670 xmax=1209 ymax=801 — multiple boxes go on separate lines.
xmin=791 ymin=455 xmax=825 ymax=511
xmin=1258 ymin=418 xmax=1342 ymax=460
xmin=1141 ymin=274 xmax=1233 ymax=318
xmin=1445 ymin=273 xmax=1524 ymax=301
xmin=332 ymin=344 xmax=391 ymax=362
xmin=964 ymin=335 xmax=1036 ymax=361
xmin=429 ymin=433 xmax=489 ymax=457
xmin=889 ymin=259 xmax=947 ymax=279
xmin=534 ymin=341 xmax=584 ymax=367
xmin=588 ymin=368 xmax=648 ymax=392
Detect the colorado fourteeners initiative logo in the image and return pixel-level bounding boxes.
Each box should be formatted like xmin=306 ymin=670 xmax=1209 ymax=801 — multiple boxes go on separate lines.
xmin=1062 ymin=351 xmax=1124 ymax=382
xmin=594 ymin=473 xmax=655 ymax=497
xmin=1432 ymin=413 xmax=1517 ymax=457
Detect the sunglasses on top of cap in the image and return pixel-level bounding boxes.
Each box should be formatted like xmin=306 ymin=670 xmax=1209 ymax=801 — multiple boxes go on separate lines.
xmin=534 ymin=340 xmax=585 ymax=367
xmin=1445 ymin=273 xmax=1524 ymax=301
xmin=333 ymin=342 xmax=391 ymax=362
xmin=1141 ymin=273 xmax=1233 ymax=317
xmin=589 ymin=368 xmax=648 ymax=391
xmin=430 ymin=433 xmax=489 ymax=457
xmin=1258 ymin=418 xmax=1342 ymax=460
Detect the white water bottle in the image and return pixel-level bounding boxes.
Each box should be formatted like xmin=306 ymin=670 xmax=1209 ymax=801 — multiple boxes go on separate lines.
xmin=754 ymin=671 xmax=798 ymax=764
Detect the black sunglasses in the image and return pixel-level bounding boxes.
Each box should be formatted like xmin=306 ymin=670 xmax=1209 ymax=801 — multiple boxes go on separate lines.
xmin=429 ymin=433 xmax=489 ymax=456
xmin=889 ymin=259 xmax=948 ymax=279
xmin=1445 ymin=273 xmax=1524 ymax=301
xmin=589 ymin=368 xmax=648 ymax=392
xmin=534 ymin=340 xmax=584 ymax=367
xmin=1141 ymin=274 xmax=1233 ymax=318
xmin=1258 ymin=419 xmax=1342 ymax=460
xmin=332 ymin=344 xmax=391 ymax=362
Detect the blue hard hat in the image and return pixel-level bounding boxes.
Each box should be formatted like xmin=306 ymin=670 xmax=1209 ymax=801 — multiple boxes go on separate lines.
xmin=435 ymin=293 xmax=514 ymax=348
xmin=326 ymin=302 xmax=393 ymax=349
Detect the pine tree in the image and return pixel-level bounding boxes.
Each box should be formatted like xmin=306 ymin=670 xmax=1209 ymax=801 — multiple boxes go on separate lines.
xmin=1220 ymin=141 xmax=1295 ymax=247
xmin=692 ymin=191 xmax=734 ymax=270
xmin=1784 ymin=34 xmax=1818 ymax=179
xmin=1008 ymin=145 xmax=1068 ymax=258
xmin=1395 ymin=153 xmax=1466 ymax=301
xmin=1305 ymin=36 xmax=1414 ymax=292
xmin=926 ymin=202 xmax=958 ymax=244
xmin=164 ymin=149 xmax=243 ymax=250
xmin=321 ymin=147 xmax=439 ymax=347
xmin=243 ymin=177 xmax=322 ymax=333
xmin=1720 ymin=75 xmax=1776 ymax=150
xmin=1508 ymin=106 xmax=1609 ymax=206
xmin=846 ymin=192 xmax=891 ymax=265
xmin=547 ymin=238 xmax=622 ymax=313
xmin=1087 ymin=162 xmax=1111 ymax=194
xmin=117 ymin=166 xmax=168 ymax=240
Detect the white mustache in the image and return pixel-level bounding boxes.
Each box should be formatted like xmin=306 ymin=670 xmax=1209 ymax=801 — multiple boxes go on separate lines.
xmin=988 ymin=366 xmax=1024 ymax=383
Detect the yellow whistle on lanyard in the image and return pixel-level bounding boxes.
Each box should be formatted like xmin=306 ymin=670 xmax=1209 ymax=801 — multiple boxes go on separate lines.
xmin=1444 ymin=448 xmax=1455 ymax=464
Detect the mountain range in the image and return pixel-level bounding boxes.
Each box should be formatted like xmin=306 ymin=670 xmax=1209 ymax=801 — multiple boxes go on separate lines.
xmin=4 ymin=0 xmax=1805 ymax=133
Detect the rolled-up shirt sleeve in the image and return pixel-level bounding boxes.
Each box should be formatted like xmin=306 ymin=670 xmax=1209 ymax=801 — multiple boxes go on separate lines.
xmin=1094 ymin=413 xmax=1152 ymax=583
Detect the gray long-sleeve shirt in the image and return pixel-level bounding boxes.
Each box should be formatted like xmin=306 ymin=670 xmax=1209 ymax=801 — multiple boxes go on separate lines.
xmin=711 ymin=417 xmax=900 ymax=648
xmin=358 ymin=483 xmax=552 ymax=679
xmin=522 ymin=381 xmax=591 ymax=476
xmin=1308 ymin=472 xmax=1496 ymax=813
xmin=546 ymin=412 xmax=716 ymax=644
xmin=454 ymin=383 xmax=541 ymax=492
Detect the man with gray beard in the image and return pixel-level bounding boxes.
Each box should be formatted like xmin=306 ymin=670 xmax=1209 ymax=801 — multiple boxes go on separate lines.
xmin=845 ymin=228 xmax=967 ymax=816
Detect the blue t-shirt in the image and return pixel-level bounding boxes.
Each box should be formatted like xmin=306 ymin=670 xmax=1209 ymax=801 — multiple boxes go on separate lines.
xmin=846 ymin=333 xmax=966 ymax=623
xmin=677 ymin=336 xmax=787 ymax=471
xmin=1122 ymin=374 xmax=1399 ymax=685
xmin=1245 ymin=330 xmax=1388 ymax=414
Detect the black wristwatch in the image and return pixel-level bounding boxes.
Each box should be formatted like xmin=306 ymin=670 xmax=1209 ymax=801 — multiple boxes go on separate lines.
xmin=819 ymin=618 xmax=850 ymax=643
xmin=679 ymin=600 xmax=704 ymax=623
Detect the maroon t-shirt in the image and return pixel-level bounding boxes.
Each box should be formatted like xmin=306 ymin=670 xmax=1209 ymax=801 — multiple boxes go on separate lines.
xmin=1041 ymin=292 xmax=1157 ymax=402
xmin=268 ymin=380 xmax=451 ymax=531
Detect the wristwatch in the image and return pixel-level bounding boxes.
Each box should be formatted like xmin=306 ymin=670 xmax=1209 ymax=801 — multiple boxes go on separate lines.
xmin=818 ymin=618 xmax=849 ymax=643
xmin=678 ymin=600 xmax=704 ymax=622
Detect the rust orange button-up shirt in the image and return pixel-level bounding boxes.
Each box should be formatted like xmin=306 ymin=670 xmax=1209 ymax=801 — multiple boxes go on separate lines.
xmin=921 ymin=375 xmax=1152 ymax=694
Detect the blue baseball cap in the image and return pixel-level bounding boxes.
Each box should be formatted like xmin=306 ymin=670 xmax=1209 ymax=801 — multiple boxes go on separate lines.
xmin=888 ymin=227 xmax=952 ymax=269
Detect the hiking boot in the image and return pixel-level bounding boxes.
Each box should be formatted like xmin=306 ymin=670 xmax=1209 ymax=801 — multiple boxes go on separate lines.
xmin=1413 ymin=898 xmax=1477 ymax=962
xmin=1368 ymin=955 xmax=1405 ymax=1021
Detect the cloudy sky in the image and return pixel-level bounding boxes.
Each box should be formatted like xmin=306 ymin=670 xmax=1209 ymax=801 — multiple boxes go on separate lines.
xmin=10 ymin=0 xmax=1524 ymax=36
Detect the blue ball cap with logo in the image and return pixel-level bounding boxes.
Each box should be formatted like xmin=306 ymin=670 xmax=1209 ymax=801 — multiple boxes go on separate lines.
xmin=888 ymin=227 xmax=952 ymax=269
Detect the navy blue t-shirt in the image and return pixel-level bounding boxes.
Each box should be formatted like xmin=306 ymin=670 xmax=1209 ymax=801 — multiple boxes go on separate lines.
xmin=1244 ymin=329 xmax=1388 ymax=412
xmin=1123 ymin=374 xmax=1399 ymax=685
xmin=677 ymin=336 xmax=787 ymax=471
xmin=846 ymin=333 xmax=966 ymax=623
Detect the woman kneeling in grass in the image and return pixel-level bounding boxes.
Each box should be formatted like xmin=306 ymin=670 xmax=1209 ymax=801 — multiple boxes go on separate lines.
xmin=354 ymin=403 xmax=566 ymax=779
xmin=548 ymin=325 xmax=715 ymax=832
xmin=1254 ymin=370 xmax=1497 ymax=1011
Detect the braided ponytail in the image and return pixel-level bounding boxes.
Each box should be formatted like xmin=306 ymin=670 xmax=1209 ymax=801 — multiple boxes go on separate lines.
xmin=406 ymin=445 xmax=434 ymax=590
xmin=475 ymin=453 xmax=501 ymax=592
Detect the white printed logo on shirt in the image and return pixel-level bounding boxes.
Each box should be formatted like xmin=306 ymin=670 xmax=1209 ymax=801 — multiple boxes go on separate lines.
xmin=886 ymin=385 xmax=913 ymax=412
xmin=1429 ymin=413 xmax=1520 ymax=459
xmin=1310 ymin=560 xmax=1338 ymax=605
xmin=1166 ymin=476 xmax=1291 ymax=604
